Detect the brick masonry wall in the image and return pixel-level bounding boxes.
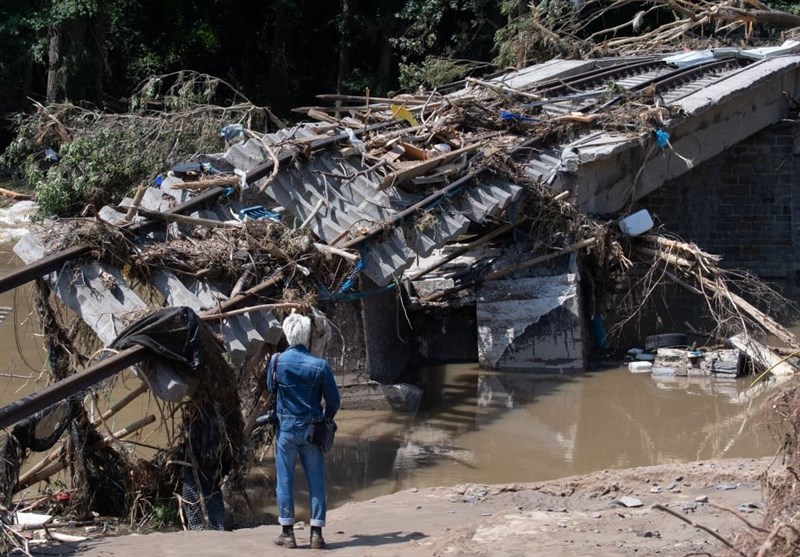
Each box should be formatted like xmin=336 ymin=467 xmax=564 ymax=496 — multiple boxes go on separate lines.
xmin=641 ymin=121 xmax=799 ymax=280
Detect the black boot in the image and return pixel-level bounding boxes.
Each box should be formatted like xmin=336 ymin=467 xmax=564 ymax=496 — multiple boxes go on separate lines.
xmin=310 ymin=526 xmax=325 ymax=549
xmin=274 ymin=525 xmax=297 ymax=548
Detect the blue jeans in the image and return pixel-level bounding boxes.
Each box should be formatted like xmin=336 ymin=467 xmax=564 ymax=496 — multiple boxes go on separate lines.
xmin=275 ymin=426 xmax=327 ymax=527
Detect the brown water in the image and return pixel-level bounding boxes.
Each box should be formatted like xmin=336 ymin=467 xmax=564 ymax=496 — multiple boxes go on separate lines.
xmin=0 ymin=239 xmax=782 ymax=516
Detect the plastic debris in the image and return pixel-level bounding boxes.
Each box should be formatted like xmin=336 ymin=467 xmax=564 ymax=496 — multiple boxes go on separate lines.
xmin=654 ymin=129 xmax=670 ymax=148
xmin=219 ymin=124 xmax=244 ymax=141
xmin=559 ymin=147 xmax=580 ymax=172
xmin=344 ymin=128 xmax=366 ymax=156
xmin=43 ymin=147 xmax=59 ymax=163
xmin=238 ymin=205 xmax=281 ymax=222
xmin=500 ymin=110 xmax=534 ymax=122
xmin=170 ymin=161 xmax=220 ymax=178
xmin=390 ymin=104 xmax=419 ymax=127
xmin=619 ymin=208 xmax=654 ymax=236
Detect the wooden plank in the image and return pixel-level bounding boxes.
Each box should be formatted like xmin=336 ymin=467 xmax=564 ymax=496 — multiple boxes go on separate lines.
xmin=380 ymin=143 xmax=480 ymax=190
xmin=728 ymin=334 xmax=798 ymax=376
xmin=0 ymin=187 xmax=33 ymax=201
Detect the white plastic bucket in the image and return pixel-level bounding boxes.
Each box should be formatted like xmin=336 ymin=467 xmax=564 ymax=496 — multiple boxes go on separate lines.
xmin=628 ymin=361 xmax=653 ymax=373
xmin=619 ymin=209 xmax=654 ymax=236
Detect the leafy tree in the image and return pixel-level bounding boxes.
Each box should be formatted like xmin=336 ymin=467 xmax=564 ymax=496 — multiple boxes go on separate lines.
xmin=391 ymin=0 xmax=501 ymax=90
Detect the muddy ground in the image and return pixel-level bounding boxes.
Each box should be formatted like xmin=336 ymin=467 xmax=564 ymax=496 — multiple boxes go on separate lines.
xmin=30 ymin=456 xmax=775 ymax=557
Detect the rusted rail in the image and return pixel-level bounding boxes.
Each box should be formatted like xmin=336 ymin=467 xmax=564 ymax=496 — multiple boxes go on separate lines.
xmin=0 ymin=121 xmax=406 ymax=429
xmin=0 ymin=346 xmax=147 ymax=429
xmin=0 ymin=186 xmax=225 ymax=295
xmin=0 ymin=120 xmax=397 ymax=296
xmin=0 ymin=272 xmax=285 ymax=429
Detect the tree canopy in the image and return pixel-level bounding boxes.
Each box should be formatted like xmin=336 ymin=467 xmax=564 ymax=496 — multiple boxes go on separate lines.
xmin=1 ymin=0 xmax=797 ymax=150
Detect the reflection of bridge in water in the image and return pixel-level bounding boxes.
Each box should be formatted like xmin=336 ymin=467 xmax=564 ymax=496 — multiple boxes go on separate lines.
xmin=321 ymin=364 xmax=776 ymax=511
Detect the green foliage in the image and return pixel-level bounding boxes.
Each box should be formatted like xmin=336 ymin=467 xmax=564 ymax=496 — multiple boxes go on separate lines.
xmin=149 ymin=498 xmax=178 ymax=529
xmin=2 ymin=73 xmax=268 ymax=217
xmin=32 ymin=126 xmax=152 ymax=215
xmin=399 ymin=57 xmax=492 ymax=90
xmin=494 ymin=0 xmax=585 ymax=68
xmin=771 ymin=2 xmax=800 ymax=16
xmin=392 ymin=0 xmax=500 ymax=90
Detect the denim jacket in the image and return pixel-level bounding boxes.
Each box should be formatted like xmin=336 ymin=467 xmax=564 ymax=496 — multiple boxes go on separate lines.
xmin=266 ymin=345 xmax=340 ymax=431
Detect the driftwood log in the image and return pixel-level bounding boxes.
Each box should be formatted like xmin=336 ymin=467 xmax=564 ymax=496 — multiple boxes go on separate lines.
xmin=728 ymin=334 xmax=799 ymax=377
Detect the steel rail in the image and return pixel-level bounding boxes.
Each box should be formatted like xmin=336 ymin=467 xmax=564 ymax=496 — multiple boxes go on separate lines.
xmin=0 ymin=120 xmax=398 ymax=297
xmin=532 ymin=58 xmax=663 ymax=96
xmin=0 ymin=272 xmax=285 ymax=429
xmin=0 ymin=186 xmax=226 ymax=295
xmin=594 ymin=58 xmax=743 ymax=112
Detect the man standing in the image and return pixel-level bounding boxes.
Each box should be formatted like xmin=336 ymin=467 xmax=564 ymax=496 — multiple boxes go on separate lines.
xmin=267 ymin=312 xmax=340 ymax=549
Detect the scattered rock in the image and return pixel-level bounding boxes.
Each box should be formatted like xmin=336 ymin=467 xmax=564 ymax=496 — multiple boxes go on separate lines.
xmin=616 ymin=497 xmax=643 ymax=508
xmin=716 ymin=483 xmax=738 ymax=490
xmin=695 ymin=495 xmax=709 ymax=503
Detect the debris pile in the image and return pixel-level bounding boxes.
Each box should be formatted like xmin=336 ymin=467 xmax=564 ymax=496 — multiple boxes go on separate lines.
xmin=1 ymin=27 xmax=800 ymax=553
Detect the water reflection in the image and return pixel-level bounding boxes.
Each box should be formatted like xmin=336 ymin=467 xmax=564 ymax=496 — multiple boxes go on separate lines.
xmin=323 ymin=363 xmax=777 ymax=509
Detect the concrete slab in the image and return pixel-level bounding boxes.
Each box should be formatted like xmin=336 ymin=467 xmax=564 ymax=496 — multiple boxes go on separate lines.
xmin=567 ymin=56 xmax=800 ymax=214
xmin=477 ymin=273 xmax=585 ymax=371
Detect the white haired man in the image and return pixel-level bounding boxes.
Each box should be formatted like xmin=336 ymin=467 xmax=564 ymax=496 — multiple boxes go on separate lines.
xmin=267 ymin=312 xmax=340 ymax=549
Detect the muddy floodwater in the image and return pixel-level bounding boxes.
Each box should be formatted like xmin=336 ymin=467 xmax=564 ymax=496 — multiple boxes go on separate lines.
xmin=0 ymin=234 xmax=783 ymax=517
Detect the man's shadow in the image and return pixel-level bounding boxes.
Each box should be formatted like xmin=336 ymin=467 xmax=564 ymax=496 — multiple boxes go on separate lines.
xmin=323 ymin=530 xmax=427 ymax=549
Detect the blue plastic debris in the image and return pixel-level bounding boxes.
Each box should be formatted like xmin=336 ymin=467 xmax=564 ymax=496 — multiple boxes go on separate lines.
xmin=500 ymin=110 xmax=534 ymax=122
xmin=238 ymin=205 xmax=281 ymax=221
xmin=654 ymin=129 xmax=670 ymax=148
xmin=153 ymin=175 xmax=164 ymax=187
xmin=220 ymin=124 xmax=244 ymax=141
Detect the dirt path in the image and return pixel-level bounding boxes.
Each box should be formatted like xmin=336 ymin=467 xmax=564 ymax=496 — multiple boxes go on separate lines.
xmin=32 ymin=457 xmax=772 ymax=557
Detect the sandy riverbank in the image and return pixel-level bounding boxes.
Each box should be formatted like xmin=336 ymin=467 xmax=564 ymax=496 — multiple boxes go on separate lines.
xmin=28 ymin=456 xmax=774 ymax=557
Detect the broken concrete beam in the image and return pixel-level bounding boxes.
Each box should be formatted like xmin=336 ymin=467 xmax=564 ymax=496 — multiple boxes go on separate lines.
xmin=728 ymin=334 xmax=798 ymax=376
xmin=652 ymin=348 xmax=699 ymax=377
xmin=651 ymin=348 xmax=742 ymax=378
xmin=476 ymin=273 xmax=585 ymax=371
xmin=51 ymin=262 xmax=148 ymax=346
xmin=177 ymin=277 xmax=272 ymax=369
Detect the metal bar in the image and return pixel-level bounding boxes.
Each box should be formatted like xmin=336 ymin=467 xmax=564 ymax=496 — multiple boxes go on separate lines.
xmin=0 ymin=186 xmax=225 ymax=296
xmin=244 ymin=119 xmax=396 ymax=184
xmin=0 ymin=271 xmax=286 ymax=429
xmin=0 ymin=346 xmax=146 ymax=429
